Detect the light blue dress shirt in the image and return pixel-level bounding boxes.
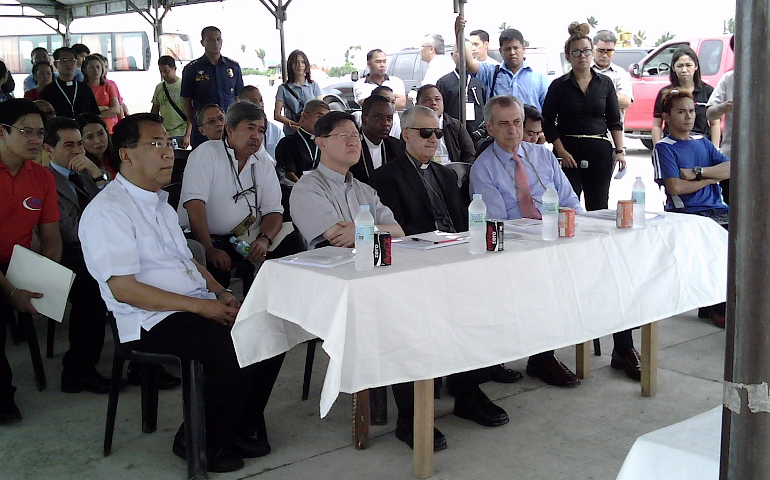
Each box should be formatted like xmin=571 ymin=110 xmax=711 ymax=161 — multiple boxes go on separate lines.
xmin=475 ymin=61 xmax=550 ymax=110
xmin=469 ymin=141 xmax=583 ymax=220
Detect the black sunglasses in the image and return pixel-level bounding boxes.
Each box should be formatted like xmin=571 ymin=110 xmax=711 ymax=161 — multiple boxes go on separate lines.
xmin=407 ymin=127 xmax=443 ymax=139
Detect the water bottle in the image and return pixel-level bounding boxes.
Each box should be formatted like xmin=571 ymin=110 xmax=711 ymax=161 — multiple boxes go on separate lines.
xmin=355 ymin=205 xmax=375 ymax=271
xmin=230 ymin=236 xmax=250 ymax=257
xmin=468 ymin=193 xmax=487 ymax=254
xmin=541 ymin=184 xmax=559 ymax=241
xmin=632 ymin=176 xmax=646 ymax=228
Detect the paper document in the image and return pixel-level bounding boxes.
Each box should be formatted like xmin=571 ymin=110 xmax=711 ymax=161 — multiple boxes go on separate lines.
xmin=504 ymin=218 xmax=542 ymax=235
xmin=5 ymin=245 xmax=75 ymax=323
xmin=579 ymin=209 xmax=664 ymax=221
xmin=278 ymin=246 xmax=355 ymax=268
xmin=268 ymin=222 xmax=295 ymax=252
xmin=392 ymin=231 xmax=469 ymax=250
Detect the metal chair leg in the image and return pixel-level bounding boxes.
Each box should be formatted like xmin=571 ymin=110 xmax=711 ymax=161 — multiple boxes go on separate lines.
xmin=302 ymin=340 xmax=317 ymax=401
xmin=19 ymin=314 xmax=46 ymax=391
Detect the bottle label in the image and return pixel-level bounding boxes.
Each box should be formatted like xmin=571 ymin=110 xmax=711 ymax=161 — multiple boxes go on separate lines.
xmin=632 ymin=191 xmax=645 ymax=204
xmin=355 ymin=225 xmax=374 ymax=242
xmin=469 ymin=212 xmax=486 ymax=225
xmin=542 ymin=201 xmax=558 ymax=214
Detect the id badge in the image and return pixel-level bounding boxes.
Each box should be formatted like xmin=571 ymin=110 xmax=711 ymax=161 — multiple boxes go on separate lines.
xmin=466 ymin=102 xmax=475 ymax=122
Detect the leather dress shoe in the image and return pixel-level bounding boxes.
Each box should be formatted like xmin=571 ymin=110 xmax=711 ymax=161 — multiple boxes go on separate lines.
xmin=61 ymin=368 xmax=114 ymax=394
xmin=526 ymin=354 xmax=581 ymax=387
xmin=453 ymin=388 xmax=509 ymax=427
xmin=234 ymin=436 xmax=271 ymax=458
xmin=611 ymin=348 xmax=641 ymax=381
xmin=0 ymin=394 xmax=22 ymax=425
xmin=395 ymin=416 xmax=447 ymax=451
xmin=172 ymin=428 xmax=245 ymax=473
xmin=489 ymin=364 xmax=524 ymax=384
xmin=710 ymin=310 xmax=726 ymax=329
xmin=127 ymin=363 xmax=182 ymax=390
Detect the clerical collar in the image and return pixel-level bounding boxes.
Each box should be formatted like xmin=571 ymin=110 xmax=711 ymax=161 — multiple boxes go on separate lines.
xmin=406 ymin=151 xmax=431 ymax=170
xmin=299 ymin=127 xmax=314 ymax=139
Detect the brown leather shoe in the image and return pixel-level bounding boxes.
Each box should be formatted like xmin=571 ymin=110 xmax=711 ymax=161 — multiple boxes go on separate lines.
xmin=611 ymin=348 xmax=641 ymax=381
xmin=710 ymin=310 xmax=726 ymax=329
xmin=526 ymin=353 xmax=580 ymax=387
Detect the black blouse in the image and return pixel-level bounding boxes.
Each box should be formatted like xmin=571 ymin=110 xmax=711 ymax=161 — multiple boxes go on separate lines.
xmin=541 ymin=70 xmax=622 ymax=143
xmin=653 ymin=83 xmax=715 ymax=139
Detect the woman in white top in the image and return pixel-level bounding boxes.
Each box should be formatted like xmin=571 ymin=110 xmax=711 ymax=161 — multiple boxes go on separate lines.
xmin=274 ymin=49 xmax=323 ymax=135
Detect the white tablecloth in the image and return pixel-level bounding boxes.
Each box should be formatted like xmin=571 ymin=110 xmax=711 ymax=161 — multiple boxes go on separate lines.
xmin=616 ymin=407 xmax=722 ymax=480
xmin=232 ymin=213 xmax=728 ymax=416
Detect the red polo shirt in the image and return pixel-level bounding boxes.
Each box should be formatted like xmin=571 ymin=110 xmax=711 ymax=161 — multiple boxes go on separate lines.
xmin=0 ymin=158 xmax=60 ymax=265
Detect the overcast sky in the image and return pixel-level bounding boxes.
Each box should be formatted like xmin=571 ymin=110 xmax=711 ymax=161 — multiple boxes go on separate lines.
xmin=2 ymin=0 xmax=736 ymax=69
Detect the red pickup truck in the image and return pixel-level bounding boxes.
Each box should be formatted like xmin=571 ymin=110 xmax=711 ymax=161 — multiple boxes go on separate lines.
xmin=624 ymin=36 xmax=734 ymax=149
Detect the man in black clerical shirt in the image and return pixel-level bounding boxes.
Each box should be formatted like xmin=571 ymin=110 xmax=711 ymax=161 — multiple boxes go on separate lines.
xmin=274 ymin=100 xmax=329 ymax=183
xmin=40 ymin=48 xmax=99 ymax=120
xmin=349 ymin=95 xmax=404 ymax=184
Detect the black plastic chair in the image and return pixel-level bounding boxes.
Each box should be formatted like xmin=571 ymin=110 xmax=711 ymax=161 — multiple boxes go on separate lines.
xmin=103 ymin=314 xmax=208 ymax=480
xmin=444 ymin=162 xmax=473 ymax=206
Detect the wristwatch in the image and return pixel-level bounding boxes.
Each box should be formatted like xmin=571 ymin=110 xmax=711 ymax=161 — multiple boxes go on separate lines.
xmin=615 ymin=148 xmax=626 ymax=155
xmin=92 ymin=172 xmax=109 ymax=183
xmin=694 ymin=166 xmax=703 ymax=181
xmin=256 ymin=232 xmax=273 ymax=246
xmin=214 ymin=288 xmax=233 ymax=297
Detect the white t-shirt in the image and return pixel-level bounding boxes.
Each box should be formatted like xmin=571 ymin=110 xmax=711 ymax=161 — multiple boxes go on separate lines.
xmin=706 ymin=70 xmax=733 ymax=160
xmin=78 ymin=175 xmax=215 ymax=343
xmin=353 ymin=75 xmax=406 ymax=105
xmin=180 ymin=139 xmax=283 ymax=236
xmin=422 ymin=55 xmax=456 ymax=86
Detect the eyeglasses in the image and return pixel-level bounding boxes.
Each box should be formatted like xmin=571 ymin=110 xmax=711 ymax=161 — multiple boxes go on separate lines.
xmin=406 ymin=127 xmax=444 ymax=139
xmin=2 ymin=124 xmax=46 ymax=138
xmin=570 ymin=48 xmax=593 ymax=58
xmin=56 ymin=57 xmax=77 ymax=63
xmin=320 ymin=132 xmax=363 ymax=141
xmin=125 ymin=140 xmax=175 ymax=149
xmin=595 ymin=48 xmax=615 ymax=55
xmin=203 ymin=116 xmax=224 ymax=126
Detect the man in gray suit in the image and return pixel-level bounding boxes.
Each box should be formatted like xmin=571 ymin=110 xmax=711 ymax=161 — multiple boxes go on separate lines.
xmin=44 ymin=117 xmax=111 ymax=394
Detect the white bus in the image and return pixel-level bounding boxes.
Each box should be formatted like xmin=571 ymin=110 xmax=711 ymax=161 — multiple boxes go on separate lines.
xmin=1 ymin=30 xmax=194 ymax=113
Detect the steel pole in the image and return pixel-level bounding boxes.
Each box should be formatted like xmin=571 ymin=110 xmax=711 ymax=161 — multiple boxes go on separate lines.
xmin=721 ymin=1 xmax=770 ymax=478
xmin=278 ymin=0 xmax=287 ymax=83
xmin=454 ymin=0 xmax=467 ymax=126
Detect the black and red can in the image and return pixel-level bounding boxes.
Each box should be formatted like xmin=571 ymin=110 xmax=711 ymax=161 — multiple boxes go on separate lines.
xmin=374 ymin=232 xmax=392 ymax=266
xmin=486 ymin=220 xmax=504 ymax=251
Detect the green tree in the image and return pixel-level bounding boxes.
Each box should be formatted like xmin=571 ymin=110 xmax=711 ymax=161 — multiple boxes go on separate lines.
xmin=727 ymin=17 xmax=735 ymax=34
xmin=587 ymin=16 xmax=598 ymax=29
xmin=654 ymin=32 xmax=676 ymax=47
xmin=344 ymin=45 xmax=361 ymax=64
xmin=615 ymin=25 xmax=623 ymax=35
xmin=256 ymin=48 xmax=266 ymax=70
xmin=499 ymin=22 xmax=509 ymax=32
xmin=240 ymin=44 xmax=246 ymax=53
xmin=633 ymin=30 xmax=646 ymax=47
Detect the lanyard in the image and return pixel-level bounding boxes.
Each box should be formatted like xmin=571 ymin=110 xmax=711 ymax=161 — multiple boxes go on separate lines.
xmin=298 ymin=129 xmax=319 ymax=168
xmin=362 ymin=137 xmax=387 ymax=177
xmin=55 ymin=78 xmax=78 ymax=117
xmin=453 ymin=71 xmax=481 ymax=105
xmin=222 ymin=136 xmax=258 ymax=217
xmin=317 ymin=168 xmax=362 ymax=221
xmin=405 ymin=152 xmax=456 ymax=232
xmin=492 ymin=146 xmax=547 ymax=204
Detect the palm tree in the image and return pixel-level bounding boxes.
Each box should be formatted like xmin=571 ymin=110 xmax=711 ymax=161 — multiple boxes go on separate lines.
xmin=344 ymin=45 xmax=361 ymax=64
xmin=654 ymin=32 xmax=676 ymax=47
xmin=255 ymin=48 xmax=266 ymax=70
xmin=586 ymin=16 xmax=598 ymax=29
xmin=614 ymin=25 xmax=624 ymax=35
xmin=240 ymin=44 xmax=246 ymax=54
xmin=633 ymin=30 xmax=646 ymax=47
xmin=499 ymin=22 xmax=510 ymax=33
xmin=727 ymin=18 xmax=735 ymax=34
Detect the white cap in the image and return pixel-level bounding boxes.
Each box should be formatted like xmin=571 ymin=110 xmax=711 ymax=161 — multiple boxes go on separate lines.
xmin=473 ymin=193 xmax=482 ymax=200
xmin=360 ymin=205 xmax=370 ymax=211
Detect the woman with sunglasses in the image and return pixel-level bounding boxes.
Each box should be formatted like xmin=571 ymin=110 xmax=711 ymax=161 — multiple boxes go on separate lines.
xmin=76 ymin=113 xmax=116 ymax=179
xmin=543 ymin=24 xmax=639 ymax=381
xmin=83 ymin=55 xmax=121 ymax=134
xmin=651 ymin=46 xmax=719 ymax=147
xmin=274 ymin=49 xmax=323 ymax=135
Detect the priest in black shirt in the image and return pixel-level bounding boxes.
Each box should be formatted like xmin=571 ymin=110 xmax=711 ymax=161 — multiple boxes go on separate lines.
xmin=274 ymin=99 xmax=329 ymax=183
xmin=40 ymin=47 xmax=99 ymax=120
xmin=349 ymin=95 xmax=404 ymax=184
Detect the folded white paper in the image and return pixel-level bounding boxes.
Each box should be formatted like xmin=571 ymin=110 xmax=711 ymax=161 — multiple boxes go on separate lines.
xmin=6 ymin=245 xmax=75 ymax=323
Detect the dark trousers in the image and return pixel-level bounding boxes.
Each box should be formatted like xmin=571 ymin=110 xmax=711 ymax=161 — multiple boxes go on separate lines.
xmin=391 ymin=368 xmax=490 ymax=419
xmin=208 ymin=236 xmax=255 ymax=295
xmin=61 ymin=248 xmax=106 ymax=373
xmin=132 ymin=312 xmax=285 ymax=447
xmin=720 ymin=179 xmax=730 ymax=205
xmin=0 ymin=264 xmax=14 ymax=396
xmin=561 ymin=137 xmax=614 ymax=211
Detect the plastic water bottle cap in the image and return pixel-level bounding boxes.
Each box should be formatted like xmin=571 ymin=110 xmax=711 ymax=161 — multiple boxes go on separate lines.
xmin=360 ymin=205 xmax=370 ymax=211
xmin=473 ymin=193 xmax=482 ymax=200
xmin=636 ymin=176 xmax=642 ymax=180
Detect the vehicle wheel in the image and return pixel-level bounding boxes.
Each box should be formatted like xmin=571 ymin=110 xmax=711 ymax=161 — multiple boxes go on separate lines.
xmin=641 ymin=138 xmax=654 ymax=150
xmin=327 ymin=100 xmax=346 ymax=112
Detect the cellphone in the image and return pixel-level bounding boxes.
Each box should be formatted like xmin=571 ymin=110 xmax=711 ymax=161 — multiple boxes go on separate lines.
xmin=614 ymin=164 xmax=628 ymax=179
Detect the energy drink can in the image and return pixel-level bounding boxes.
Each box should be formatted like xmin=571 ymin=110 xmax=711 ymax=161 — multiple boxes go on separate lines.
xmin=616 ymin=201 xmax=634 ymax=228
xmin=486 ymin=220 xmax=504 ymax=251
xmin=558 ymin=208 xmax=576 ymax=237
xmin=374 ymin=232 xmax=392 ymax=266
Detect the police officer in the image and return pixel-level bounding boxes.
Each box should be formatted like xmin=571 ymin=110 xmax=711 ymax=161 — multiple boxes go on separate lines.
xmin=182 ymin=26 xmax=244 ymax=149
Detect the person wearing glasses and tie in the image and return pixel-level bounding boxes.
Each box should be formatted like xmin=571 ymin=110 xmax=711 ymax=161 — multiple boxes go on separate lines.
xmin=181 ymin=102 xmax=283 ymax=296
xmin=591 ymin=30 xmax=634 ymax=124
xmin=470 ymin=94 xmax=587 ymax=388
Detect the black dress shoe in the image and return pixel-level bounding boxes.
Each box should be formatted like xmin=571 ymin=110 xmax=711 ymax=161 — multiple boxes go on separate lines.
xmin=61 ymin=368 xmax=114 ymax=394
xmin=453 ymin=388 xmax=509 ymax=427
xmin=489 ymin=364 xmax=524 ymax=383
xmin=611 ymin=348 xmax=641 ymax=381
xmin=127 ymin=363 xmax=182 ymax=390
xmin=173 ymin=429 xmax=245 ymax=473
xmin=395 ymin=417 xmax=447 ymax=451
xmin=0 ymin=394 xmax=22 ymax=425
xmin=526 ymin=354 xmax=581 ymax=387
xmin=234 ymin=436 xmax=271 ymax=458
